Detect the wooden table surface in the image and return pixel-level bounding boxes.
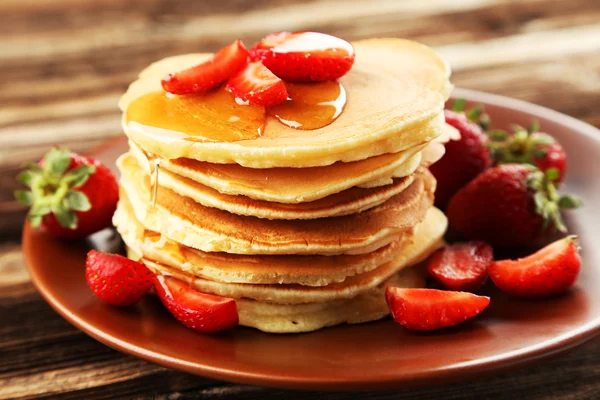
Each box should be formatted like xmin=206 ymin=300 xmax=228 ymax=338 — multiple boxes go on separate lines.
xmin=1 ymin=0 xmax=600 ymax=398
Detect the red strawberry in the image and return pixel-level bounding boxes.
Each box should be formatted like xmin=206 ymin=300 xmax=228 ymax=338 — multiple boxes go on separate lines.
xmin=85 ymin=250 xmax=153 ymax=306
xmin=15 ymin=148 xmax=119 ymax=239
xmin=386 ymin=287 xmax=490 ymax=331
xmin=532 ymin=140 xmax=567 ymax=183
xmin=430 ymin=108 xmax=493 ymax=209
xmin=161 ymin=40 xmax=249 ymax=95
xmin=488 ymin=121 xmax=567 ymax=183
xmin=426 ymin=241 xmax=493 ymax=291
xmin=489 ymin=236 xmax=581 ymax=298
xmin=250 ymin=32 xmax=355 ymax=82
xmin=154 ymin=275 xmax=238 ymax=333
xmin=226 ymin=61 xmax=288 ymax=107
xmin=447 ymin=164 xmax=581 ymax=248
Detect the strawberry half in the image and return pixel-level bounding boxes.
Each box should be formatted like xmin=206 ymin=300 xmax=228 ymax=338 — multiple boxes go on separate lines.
xmin=251 ymin=32 xmax=355 ymax=82
xmin=86 ymin=250 xmax=154 ymax=306
xmin=489 ymin=236 xmax=581 ymax=298
xmin=15 ymin=148 xmax=119 ymax=239
xmin=386 ymin=287 xmax=490 ymax=331
xmin=426 ymin=241 xmax=493 ymax=291
xmin=226 ymin=61 xmax=288 ymax=107
xmin=161 ymin=40 xmax=249 ymax=95
xmin=154 ymin=275 xmax=238 ymax=333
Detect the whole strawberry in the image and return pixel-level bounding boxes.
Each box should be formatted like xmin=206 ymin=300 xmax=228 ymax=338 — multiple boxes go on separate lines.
xmin=430 ymin=102 xmax=493 ymax=209
xmin=86 ymin=250 xmax=154 ymax=306
xmin=15 ymin=148 xmax=119 ymax=238
xmin=488 ymin=121 xmax=567 ymax=183
xmin=447 ymin=164 xmax=580 ymax=247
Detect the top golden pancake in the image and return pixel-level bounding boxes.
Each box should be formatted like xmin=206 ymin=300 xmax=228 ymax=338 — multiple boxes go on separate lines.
xmin=120 ymin=38 xmax=451 ymax=168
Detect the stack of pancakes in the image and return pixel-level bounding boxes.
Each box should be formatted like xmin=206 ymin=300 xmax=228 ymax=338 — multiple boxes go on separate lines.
xmin=114 ymin=38 xmax=454 ymax=333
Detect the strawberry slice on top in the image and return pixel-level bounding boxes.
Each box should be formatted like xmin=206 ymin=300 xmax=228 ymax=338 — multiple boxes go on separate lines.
xmin=251 ymin=32 xmax=355 ymax=82
xmin=226 ymin=61 xmax=288 ymax=107
xmin=161 ymin=40 xmax=249 ymax=95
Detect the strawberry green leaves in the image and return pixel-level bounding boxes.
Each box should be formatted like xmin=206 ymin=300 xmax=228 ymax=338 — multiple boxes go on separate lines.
xmin=526 ymin=167 xmax=582 ymax=233
xmin=15 ymin=147 xmax=96 ymax=229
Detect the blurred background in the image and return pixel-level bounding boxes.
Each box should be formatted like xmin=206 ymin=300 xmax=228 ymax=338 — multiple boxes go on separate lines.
xmin=1 ymin=0 xmax=600 ymax=237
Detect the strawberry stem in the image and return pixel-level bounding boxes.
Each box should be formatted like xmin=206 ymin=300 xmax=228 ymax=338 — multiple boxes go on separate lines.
xmin=525 ymin=166 xmax=581 ymax=233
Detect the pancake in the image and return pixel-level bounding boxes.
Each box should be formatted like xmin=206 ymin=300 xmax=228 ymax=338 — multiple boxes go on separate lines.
xmin=118 ymin=158 xmax=436 ymax=255
xmin=120 ymin=152 xmax=417 ymax=220
xmin=115 ymin=196 xmax=417 ymax=287
xmin=129 ymin=139 xmax=424 ymax=203
xmin=120 ymin=38 xmax=451 ymax=167
xmin=141 ymin=207 xmax=445 ymax=304
xmin=235 ymin=266 xmax=425 ymax=333
xmin=114 ymin=192 xmax=411 ymax=286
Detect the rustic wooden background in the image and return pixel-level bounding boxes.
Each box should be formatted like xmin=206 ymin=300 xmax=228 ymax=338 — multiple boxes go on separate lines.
xmin=1 ymin=0 xmax=600 ymax=398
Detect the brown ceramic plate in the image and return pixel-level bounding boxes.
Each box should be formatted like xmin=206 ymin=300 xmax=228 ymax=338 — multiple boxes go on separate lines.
xmin=24 ymin=89 xmax=600 ymax=391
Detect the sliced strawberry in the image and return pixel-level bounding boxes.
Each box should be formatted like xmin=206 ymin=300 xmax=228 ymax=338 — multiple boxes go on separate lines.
xmin=251 ymin=32 xmax=355 ymax=82
xmin=161 ymin=40 xmax=249 ymax=95
xmin=426 ymin=241 xmax=493 ymax=291
xmin=386 ymin=287 xmax=490 ymax=331
xmin=154 ymin=275 xmax=238 ymax=333
xmin=226 ymin=61 xmax=288 ymax=107
xmin=489 ymin=236 xmax=581 ymax=298
xmin=85 ymin=250 xmax=153 ymax=306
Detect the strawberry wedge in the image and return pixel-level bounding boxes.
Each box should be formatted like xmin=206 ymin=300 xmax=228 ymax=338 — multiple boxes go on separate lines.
xmin=154 ymin=275 xmax=238 ymax=333
xmin=162 ymin=40 xmax=249 ymax=95
xmin=226 ymin=61 xmax=288 ymax=107
xmin=489 ymin=236 xmax=581 ymax=298
xmin=86 ymin=250 xmax=153 ymax=306
xmin=386 ymin=287 xmax=490 ymax=331
xmin=426 ymin=241 xmax=493 ymax=291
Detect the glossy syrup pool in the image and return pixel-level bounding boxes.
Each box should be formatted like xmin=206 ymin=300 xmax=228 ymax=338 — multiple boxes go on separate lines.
xmin=126 ymin=87 xmax=266 ymax=142
xmin=126 ymin=82 xmax=347 ymax=142
xmin=269 ymin=81 xmax=346 ymax=130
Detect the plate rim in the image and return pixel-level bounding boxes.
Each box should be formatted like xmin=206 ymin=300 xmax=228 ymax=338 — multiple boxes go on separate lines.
xmin=23 ymin=88 xmax=600 ymax=391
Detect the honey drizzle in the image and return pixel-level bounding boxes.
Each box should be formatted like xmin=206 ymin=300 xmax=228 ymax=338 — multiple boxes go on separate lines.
xmin=141 ymin=150 xmax=163 ymax=210
xmin=126 ymin=87 xmax=265 ymax=142
xmin=126 ymin=82 xmax=347 ymax=141
xmin=151 ymin=158 xmax=161 ymax=207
